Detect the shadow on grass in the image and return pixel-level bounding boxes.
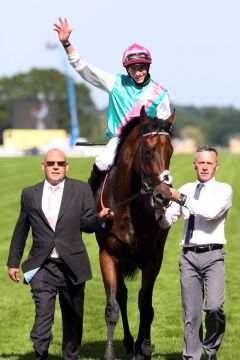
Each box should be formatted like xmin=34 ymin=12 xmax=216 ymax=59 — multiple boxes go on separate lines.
xmin=155 ymin=353 xmax=208 ymax=360
xmin=0 ymin=353 xmax=43 ymax=360
xmin=0 ymin=341 xmax=182 ymax=359
xmin=81 ymin=341 xmax=182 ymax=360
xmin=0 ymin=340 xmax=127 ymax=360
xmin=0 ymin=355 xmax=62 ymax=360
xmin=154 ymin=353 xmax=182 ymax=360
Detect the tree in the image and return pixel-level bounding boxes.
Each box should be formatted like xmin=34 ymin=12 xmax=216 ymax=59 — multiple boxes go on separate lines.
xmin=180 ymin=126 xmax=205 ymax=145
xmin=0 ymin=68 xmax=107 ymax=142
xmin=0 ymin=70 xmax=240 ymax=146
xmin=174 ymin=105 xmax=240 ymax=146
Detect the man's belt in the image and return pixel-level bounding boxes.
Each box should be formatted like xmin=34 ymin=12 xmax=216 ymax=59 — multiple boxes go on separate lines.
xmin=183 ymin=244 xmax=223 ymax=254
xmin=48 ymin=257 xmax=63 ymax=264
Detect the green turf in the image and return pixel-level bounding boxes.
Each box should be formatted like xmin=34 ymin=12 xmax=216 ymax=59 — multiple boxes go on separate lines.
xmin=0 ymin=153 xmax=239 ymax=359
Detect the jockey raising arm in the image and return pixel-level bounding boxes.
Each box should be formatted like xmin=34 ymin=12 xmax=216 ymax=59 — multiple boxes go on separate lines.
xmin=54 ymin=17 xmax=172 ymax=193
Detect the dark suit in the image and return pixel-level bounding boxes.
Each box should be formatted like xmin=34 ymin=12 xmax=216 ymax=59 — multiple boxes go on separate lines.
xmin=7 ymin=177 xmax=103 ymax=359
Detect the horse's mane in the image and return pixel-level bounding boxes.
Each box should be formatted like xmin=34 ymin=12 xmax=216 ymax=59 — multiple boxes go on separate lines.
xmin=113 ymin=115 xmax=173 ymax=166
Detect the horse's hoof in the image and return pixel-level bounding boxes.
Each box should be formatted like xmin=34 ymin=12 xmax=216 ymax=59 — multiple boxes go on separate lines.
xmin=143 ymin=355 xmax=152 ymax=360
xmin=124 ymin=335 xmax=134 ymax=354
xmin=104 ymin=341 xmax=115 ymax=360
xmin=132 ymin=354 xmax=144 ymax=360
xmin=141 ymin=342 xmax=154 ymax=359
xmin=132 ymin=352 xmax=153 ymax=360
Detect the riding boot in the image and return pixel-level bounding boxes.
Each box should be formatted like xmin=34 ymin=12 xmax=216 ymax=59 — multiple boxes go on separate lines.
xmin=88 ymin=164 xmax=107 ymax=197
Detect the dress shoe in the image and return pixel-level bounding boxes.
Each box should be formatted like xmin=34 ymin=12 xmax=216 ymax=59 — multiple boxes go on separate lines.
xmin=205 ymin=355 xmax=217 ymax=360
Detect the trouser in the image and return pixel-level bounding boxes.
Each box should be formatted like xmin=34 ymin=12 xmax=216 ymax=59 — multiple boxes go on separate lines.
xmin=179 ymin=247 xmax=225 ymax=360
xmin=95 ymin=136 xmax=119 ymax=171
xmin=30 ymin=260 xmax=85 ymax=360
xmin=89 ymin=136 xmax=119 ymax=195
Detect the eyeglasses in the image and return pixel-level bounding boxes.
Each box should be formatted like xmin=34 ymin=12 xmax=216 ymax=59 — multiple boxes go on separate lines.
xmin=45 ymin=161 xmax=67 ymax=167
xmin=126 ymin=53 xmax=150 ymax=61
xmin=128 ymin=63 xmax=149 ymax=71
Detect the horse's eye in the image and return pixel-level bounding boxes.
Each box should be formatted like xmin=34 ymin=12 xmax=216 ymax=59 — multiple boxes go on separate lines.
xmin=144 ymin=147 xmax=153 ymax=157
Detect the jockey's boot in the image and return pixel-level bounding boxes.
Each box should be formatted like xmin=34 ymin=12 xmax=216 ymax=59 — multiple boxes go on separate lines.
xmin=88 ymin=164 xmax=108 ymax=197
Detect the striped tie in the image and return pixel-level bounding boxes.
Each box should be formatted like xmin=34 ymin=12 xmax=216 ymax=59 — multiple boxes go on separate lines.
xmin=47 ymin=186 xmax=59 ymax=230
xmin=47 ymin=186 xmax=60 ymax=259
xmin=185 ymin=183 xmax=204 ymax=244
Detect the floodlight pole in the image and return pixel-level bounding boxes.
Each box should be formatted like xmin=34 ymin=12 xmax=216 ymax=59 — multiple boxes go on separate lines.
xmin=47 ymin=42 xmax=80 ymax=146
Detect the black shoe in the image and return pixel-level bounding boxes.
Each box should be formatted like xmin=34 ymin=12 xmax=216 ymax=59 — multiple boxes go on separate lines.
xmin=205 ymin=355 xmax=217 ymax=360
xmin=88 ymin=164 xmax=107 ymax=196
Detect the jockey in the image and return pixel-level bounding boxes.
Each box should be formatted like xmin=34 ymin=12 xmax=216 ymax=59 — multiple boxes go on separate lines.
xmin=54 ymin=17 xmax=172 ymax=194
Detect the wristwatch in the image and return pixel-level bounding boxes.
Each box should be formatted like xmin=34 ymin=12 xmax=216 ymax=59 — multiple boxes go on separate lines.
xmin=63 ymin=41 xmax=71 ymax=48
xmin=175 ymin=193 xmax=187 ymax=206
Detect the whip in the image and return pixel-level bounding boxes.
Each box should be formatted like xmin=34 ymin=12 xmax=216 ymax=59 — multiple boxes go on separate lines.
xmin=75 ymin=142 xmax=106 ymax=146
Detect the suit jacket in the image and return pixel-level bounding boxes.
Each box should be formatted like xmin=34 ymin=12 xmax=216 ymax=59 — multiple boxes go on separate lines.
xmin=7 ymin=177 xmax=102 ymax=285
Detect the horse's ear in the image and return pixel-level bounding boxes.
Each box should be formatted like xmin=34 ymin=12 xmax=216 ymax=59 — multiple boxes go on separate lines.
xmin=140 ymin=106 xmax=148 ymax=122
xmin=167 ymin=108 xmax=175 ymax=125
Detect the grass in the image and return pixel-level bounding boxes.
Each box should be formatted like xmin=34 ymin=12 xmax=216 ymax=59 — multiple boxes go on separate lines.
xmin=0 ymin=153 xmax=239 ymax=359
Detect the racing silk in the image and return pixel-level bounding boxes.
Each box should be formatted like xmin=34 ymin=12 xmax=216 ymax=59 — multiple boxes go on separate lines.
xmin=68 ymin=51 xmax=171 ymax=139
xmin=107 ymin=74 xmax=169 ymax=138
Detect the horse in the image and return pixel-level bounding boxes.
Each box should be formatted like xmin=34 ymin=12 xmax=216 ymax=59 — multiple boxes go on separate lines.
xmin=95 ymin=106 xmax=175 ymax=360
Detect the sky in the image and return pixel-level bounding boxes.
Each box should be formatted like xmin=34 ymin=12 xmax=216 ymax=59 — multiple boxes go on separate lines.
xmin=1 ymin=0 xmax=240 ymax=110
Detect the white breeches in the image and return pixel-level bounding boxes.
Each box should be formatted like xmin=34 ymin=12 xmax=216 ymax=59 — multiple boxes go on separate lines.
xmin=95 ymin=137 xmax=119 ymax=171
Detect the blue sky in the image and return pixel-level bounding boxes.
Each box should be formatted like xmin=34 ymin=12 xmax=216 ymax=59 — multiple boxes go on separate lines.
xmin=1 ymin=0 xmax=239 ymax=110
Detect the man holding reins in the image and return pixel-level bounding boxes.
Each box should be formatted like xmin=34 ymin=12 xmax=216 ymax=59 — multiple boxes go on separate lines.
xmin=158 ymin=145 xmax=232 ymax=360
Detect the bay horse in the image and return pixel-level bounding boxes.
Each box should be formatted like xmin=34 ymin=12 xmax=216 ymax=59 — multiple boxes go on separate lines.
xmin=95 ymin=107 xmax=175 ymax=360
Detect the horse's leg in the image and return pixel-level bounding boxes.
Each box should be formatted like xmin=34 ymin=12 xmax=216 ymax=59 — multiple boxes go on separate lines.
xmin=116 ymin=270 xmax=134 ymax=354
xmin=134 ymin=268 xmax=159 ymax=360
xmin=134 ymin=289 xmax=154 ymax=360
xmin=100 ymin=250 xmax=119 ymax=360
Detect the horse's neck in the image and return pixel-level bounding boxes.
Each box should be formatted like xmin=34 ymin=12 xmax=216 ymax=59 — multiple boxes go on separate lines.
xmin=113 ymin=142 xmax=140 ymax=201
xmin=114 ymin=161 xmax=133 ymax=193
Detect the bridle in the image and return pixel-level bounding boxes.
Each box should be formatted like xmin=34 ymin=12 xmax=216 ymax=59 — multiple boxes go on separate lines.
xmin=100 ymin=128 xmax=173 ymax=211
xmin=140 ymin=130 xmax=172 ymax=190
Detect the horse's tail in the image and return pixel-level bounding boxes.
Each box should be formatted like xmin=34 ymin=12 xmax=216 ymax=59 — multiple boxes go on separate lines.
xmin=123 ymin=260 xmax=140 ymax=280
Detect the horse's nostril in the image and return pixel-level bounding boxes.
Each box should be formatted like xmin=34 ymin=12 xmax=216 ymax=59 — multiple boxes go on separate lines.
xmin=153 ymin=193 xmax=163 ymax=206
xmin=153 ymin=191 xmax=171 ymax=208
xmin=162 ymin=198 xmax=171 ymax=206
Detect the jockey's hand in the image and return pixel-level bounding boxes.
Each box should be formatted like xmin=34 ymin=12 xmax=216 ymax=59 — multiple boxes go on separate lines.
xmin=98 ymin=208 xmax=114 ymax=220
xmin=8 ymin=268 xmax=20 ymax=283
xmin=53 ymin=17 xmax=72 ymax=43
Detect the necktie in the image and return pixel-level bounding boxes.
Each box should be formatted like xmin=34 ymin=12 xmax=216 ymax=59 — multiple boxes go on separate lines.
xmin=47 ymin=186 xmax=60 ymax=259
xmin=47 ymin=186 xmax=59 ymax=230
xmin=185 ymin=183 xmax=204 ymax=245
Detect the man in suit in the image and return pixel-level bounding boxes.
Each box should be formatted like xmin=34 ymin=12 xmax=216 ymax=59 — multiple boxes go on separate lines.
xmin=7 ymin=147 xmax=113 ymax=360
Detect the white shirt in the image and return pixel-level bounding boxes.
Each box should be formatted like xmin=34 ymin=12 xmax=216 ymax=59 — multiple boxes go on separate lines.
xmin=68 ymin=51 xmax=116 ymax=93
xmin=24 ymin=179 xmax=65 ymax=282
xmin=42 ymin=179 xmax=65 ymax=222
xmin=159 ymin=177 xmax=232 ymax=246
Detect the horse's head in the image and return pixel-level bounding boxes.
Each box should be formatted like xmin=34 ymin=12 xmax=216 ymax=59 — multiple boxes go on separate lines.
xmin=110 ymin=106 xmax=174 ymax=211
xmin=136 ymin=106 xmax=175 ymax=208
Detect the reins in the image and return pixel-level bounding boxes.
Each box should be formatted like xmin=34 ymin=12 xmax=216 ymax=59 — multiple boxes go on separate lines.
xmin=100 ymin=174 xmax=153 ymax=211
